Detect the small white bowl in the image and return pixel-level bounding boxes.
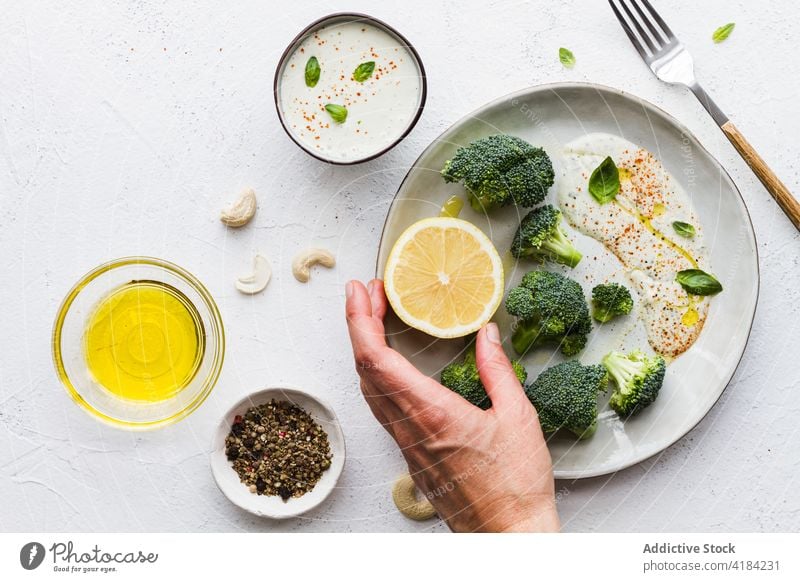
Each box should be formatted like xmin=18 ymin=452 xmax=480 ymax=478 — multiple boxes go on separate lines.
xmin=210 ymin=386 xmax=345 ymax=519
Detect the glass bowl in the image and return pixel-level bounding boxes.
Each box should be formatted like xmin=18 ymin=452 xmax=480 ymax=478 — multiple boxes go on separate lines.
xmin=52 ymin=257 xmax=225 ymax=430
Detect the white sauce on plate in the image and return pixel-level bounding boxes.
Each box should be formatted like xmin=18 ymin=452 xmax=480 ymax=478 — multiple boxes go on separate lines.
xmin=278 ymin=21 xmax=422 ymax=163
xmin=557 ymin=133 xmax=711 ymax=358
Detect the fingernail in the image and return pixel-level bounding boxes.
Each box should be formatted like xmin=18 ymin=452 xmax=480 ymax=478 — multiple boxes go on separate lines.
xmin=367 ymin=280 xmax=374 ymax=294
xmin=486 ymin=322 xmax=501 ymax=344
xmin=345 ymin=281 xmax=354 ymax=298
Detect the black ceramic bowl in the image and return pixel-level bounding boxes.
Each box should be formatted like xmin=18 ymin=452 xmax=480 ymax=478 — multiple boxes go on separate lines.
xmin=273 ymin=12 xmax=427 ymax=165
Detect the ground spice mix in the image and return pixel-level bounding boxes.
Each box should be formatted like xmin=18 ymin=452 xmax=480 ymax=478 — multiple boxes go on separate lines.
xmin=225 ymin=399 xmax=332 ymax=501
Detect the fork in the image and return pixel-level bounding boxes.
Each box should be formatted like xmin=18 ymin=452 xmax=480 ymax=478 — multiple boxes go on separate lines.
xmin=609 ymin=0 xmax=800 ymax=230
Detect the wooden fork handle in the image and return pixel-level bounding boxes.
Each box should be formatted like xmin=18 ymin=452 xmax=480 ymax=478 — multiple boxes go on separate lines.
xmin=721 ymin=120 xmax=800 ymax=230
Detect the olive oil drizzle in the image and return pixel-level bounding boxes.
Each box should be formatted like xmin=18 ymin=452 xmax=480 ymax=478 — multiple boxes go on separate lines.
xmin=681 ymin=299 xmax=700 ymax=327
xmin=613 ymin=198 xmax=699 ymax=269
xmin=439 ymin=195 xmax=464 ymax=218
xmin=612 ymin=192 xmax=702 ymax=327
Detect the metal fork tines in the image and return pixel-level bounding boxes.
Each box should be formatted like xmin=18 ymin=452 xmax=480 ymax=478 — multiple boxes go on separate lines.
xmin=609 ymin=0 xmax=800 ymax=229
xmin=608 ymin=0 xmax=728 ymax=125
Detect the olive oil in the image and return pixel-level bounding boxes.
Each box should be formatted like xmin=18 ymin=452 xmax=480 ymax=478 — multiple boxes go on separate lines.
xmin=681 ymin=306 xmax=700 ymax=327
xmin=681 ymin=295 xmax=702 ymax=327
xmin=614 ymin=199 xmax=705 ymax=329
xmin=83 ymin=281 xmax=205 ymax=402
xmin=439 ymin=195 xmax=464 ymax=218
xmin=614 ymin=199 xmax=699 ymax=268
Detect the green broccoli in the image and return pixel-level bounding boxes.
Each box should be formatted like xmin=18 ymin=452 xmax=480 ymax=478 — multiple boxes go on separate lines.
xmin=602 ymin=350 xmax=666 ymax=417
xmin=440 ymin=346 xmax=527 ymax=409
xmin=441 ymin=134 xmax=555 ymax=213
xmin=525 ymin=360 xmax=609 ymax=439
xmin=505 ymin=270 xmax=592 ymax=357
xmin=591 ymin=282 xmax=634 ymax=323
xmin=511 ymin=204 xmax=582 ymax=267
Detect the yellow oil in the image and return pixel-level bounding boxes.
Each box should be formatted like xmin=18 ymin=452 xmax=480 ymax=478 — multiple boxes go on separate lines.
xmin=618 ymin=167 xmax=633 ymax=181
xmin=681 ymin=307 xmax=699 ymax=327
xmin=613 ymin=198 xmax=703 ymax=327
xmin=614 ymin=200 xmax=699 ymax=268
xmin=83 ymin=281 xmax=205 ymax=402
xmin=680 ymin=295 xmax=702 ymax=327
xmin=439 ymin=195 xmax=464 ymax=218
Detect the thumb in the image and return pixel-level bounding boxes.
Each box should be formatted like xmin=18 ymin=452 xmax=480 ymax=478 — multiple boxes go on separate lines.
xmin=475 ymin=323 xmax=528 ymax=410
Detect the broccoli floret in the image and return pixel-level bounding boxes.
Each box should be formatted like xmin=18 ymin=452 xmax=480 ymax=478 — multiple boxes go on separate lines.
xmin=440 ymin=346 xmax=527 ymax=409
xmin=505 ymin=270 xmax=592 ymax=357
xmin=441 ymin=134 xmax=555 ymax=213
xmin=591 ymin=282 xmax=634 ymax=323
xmin=602 ymin=350 xmax=666 ymax=417
xmin=525 ymin=360 xmax=608 ymax=439
xmin=511 ymin=205 xmax=582 ymax=267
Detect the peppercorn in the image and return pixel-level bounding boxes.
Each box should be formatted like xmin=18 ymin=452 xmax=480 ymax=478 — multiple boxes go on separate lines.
xmin=224 ymin=400 xmax=332 ymax=501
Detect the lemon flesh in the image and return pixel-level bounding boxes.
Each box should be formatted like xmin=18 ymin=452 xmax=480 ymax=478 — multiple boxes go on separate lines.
xmin=384 ymin=217 xmax=504 ymax=338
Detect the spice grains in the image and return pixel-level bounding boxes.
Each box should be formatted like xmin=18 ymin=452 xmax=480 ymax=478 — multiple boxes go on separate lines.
xmin=225 ymin=400 xmax=332 ymax=501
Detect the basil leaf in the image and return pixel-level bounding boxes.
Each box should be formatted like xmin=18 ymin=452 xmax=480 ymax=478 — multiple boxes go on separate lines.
xmin=325 ymin=103 xmax=348 ymax=124
xmin=559 ymin=47 xmax=576 ymax=68
xmin=353 ymin=61 xmax=375 ymax=82
xmin=588 ymin=156 xmax=620 ymax=204
xmin=305 ymin=56 xmax=320 ymax=87
xmin=712 ymin=23 xmax=735 ymax=43
xmin=672 ymin=221 xmax=696 ymax=238
xmin=676 ymin=269 xmax=723 ymax=296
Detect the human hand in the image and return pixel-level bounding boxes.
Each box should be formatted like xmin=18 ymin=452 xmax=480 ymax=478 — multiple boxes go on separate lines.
xmin=345 ymin=279 xmax=560 ymax=533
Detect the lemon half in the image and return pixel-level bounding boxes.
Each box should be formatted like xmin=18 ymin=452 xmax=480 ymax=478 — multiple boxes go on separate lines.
xmin=384 ymin=217 xmax=504 ymax=339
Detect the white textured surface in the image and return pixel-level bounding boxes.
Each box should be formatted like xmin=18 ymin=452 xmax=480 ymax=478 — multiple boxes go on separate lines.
xmin=1 ymin=0 xmax=798 ymax=532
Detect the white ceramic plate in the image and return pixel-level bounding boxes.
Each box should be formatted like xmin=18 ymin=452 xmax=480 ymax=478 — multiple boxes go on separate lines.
xmin=375 ymin=82 xmax=759 ymax=479
xmin=210 ymin=387 xmax=346 ymax=518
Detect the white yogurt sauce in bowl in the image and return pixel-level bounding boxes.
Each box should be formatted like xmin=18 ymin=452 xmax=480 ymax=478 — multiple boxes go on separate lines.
xmin=275 ymin=14 xmax=426 ymax=164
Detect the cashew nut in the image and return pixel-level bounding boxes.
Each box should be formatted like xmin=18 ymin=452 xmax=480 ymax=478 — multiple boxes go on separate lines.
xmin=220 ymin=188 xmax=257 ymax=227
xmin=292 ymin=247 xmax=336 ymax=282
xmin=392 ymin=474 xmax=436 ymax=521
xmin=235 ymin=254 xmax=271 ymax=295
